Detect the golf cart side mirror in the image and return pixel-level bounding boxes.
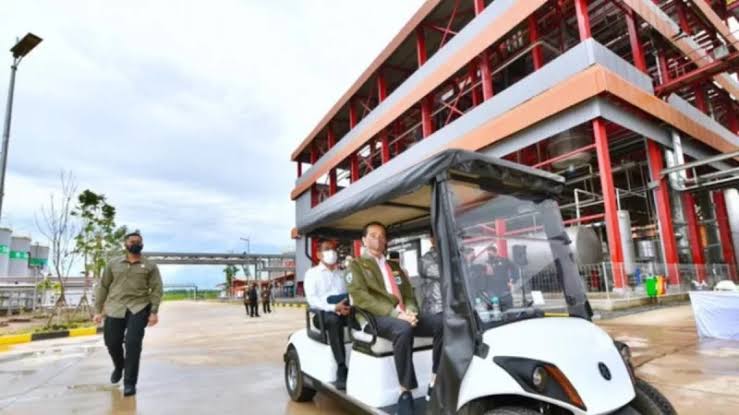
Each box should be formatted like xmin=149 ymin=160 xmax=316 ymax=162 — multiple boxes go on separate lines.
xmin=512 ymin=245 xmax=528 ymax=266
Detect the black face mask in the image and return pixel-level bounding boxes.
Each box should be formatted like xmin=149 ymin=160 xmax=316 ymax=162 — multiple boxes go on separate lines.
xmin=126 ymin=243 xmax=143 ymax=255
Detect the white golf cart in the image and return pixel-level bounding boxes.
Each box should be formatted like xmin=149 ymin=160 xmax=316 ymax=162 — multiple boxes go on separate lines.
xmin=284 ymin=150 xmax=675 ymax=415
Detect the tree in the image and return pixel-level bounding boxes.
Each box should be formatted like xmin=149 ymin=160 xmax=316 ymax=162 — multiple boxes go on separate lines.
xmin=223 ymin=265 xmax=238 ymax=297
xmin=35 ymin=171 xmax=79 ymax=310
xmin=72 ymin=190 xmax=127 ymax=282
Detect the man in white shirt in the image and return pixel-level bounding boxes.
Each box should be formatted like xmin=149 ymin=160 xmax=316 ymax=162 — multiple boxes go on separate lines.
xmin=304 ymin=239 xmax=351 ymax=389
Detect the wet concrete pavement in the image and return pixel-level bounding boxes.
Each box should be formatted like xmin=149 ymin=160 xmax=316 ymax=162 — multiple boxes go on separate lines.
xmin=0 ymin=301 xmax=736 ymax=414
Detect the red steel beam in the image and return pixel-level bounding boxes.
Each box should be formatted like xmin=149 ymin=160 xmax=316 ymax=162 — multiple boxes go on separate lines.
xmin=439 ymin=0 xmax=462 ymax=48
xmin=474 ymin=0 xmax=494 ymax=100
xmin=532 ymin=143 xmax=595 ymax=169
xmin=654 ymin=50 xmax=739 ymax=97
xmin=593 ymin=118 xmax=626 ymax=289
xmin=574 ymin=0 xmax=592 ymax=41
xmin=647 ymin=140 xmax=680 ymax=284
xmin=713 ymin=191 xmax=738 ymax=280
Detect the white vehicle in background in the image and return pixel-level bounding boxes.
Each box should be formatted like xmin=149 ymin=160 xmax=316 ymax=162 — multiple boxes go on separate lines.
xmin=284 ymin=150 xmax=676 ymax=415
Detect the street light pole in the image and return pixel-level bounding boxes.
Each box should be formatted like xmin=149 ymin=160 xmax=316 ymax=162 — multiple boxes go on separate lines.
xmin=0 ymin=33 xmax=42 ymax=222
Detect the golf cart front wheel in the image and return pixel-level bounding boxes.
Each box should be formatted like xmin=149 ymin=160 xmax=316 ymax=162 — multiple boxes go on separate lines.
xmin=628 ymin=378 xmax=676 ymax=415
xmin=284 ymin=347 xmax=316 ymax=402
xmin=484 ymin=407 xmax=540 ymax=415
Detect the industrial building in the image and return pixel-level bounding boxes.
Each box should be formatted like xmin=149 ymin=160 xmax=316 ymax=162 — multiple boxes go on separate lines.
xmin=290 ymin=0 xmax=739 ymax=295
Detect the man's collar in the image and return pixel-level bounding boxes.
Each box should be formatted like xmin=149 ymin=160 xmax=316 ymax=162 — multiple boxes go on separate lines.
xmin=317 ymin=262 xmax=338 ymax=272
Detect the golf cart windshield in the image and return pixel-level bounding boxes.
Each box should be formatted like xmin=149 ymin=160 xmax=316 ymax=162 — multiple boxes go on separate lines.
xmin=448 ymin=179 xmax=588 ymax=328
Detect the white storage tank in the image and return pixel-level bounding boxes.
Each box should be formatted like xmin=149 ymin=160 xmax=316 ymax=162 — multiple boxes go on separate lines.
xmin=8 ymin=236 xmax=31 ymax=277
xmin=29 ymin=244 xmax=50 ymax=277
xmin=0 ymin=228 xmax=11 ymax=277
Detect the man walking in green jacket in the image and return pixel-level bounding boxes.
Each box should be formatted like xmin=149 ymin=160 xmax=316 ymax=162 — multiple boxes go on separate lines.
xmin=347 ymin=222 xmax=442 ymax=415
xmin=94 ymin=231 xmax=163 ymax=397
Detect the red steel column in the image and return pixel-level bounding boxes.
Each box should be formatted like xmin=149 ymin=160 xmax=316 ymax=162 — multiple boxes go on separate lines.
xmin=647 ymin=141 xmax=680 ymax=284
xmin=348 ymin=101 xmax=363 ymax=257
xmin=626 ymin=10 xmax=647 ymax=72
xmin=328 ymin=127 xmax=337 ymax=195
xmin=528 ymin=15 xmax=544 ymax=69
xmin=724 ymin=94 xmax=738 ymax=134
xmin=574 ymin=0 xmax=592 ymax=41
xmin=416 ymin=28 xmax=434 ymax=138
xmin=694 ymin=84 xmax=707 ymax=113
xmin=683 ymin=190 xmax=706 ymax=282
xmin=713 ymin=191 xmax=737 ymax=279
xmin=377 ymin=71 xmax=390 ymax=164
xmin=593 ymin=119 xmax=625 ymax=288
xmin=310 ymin=145 xmax=318 ymax=207
xmin=468 ymin=61 xmax=481 ymax=106
xmin=297 ymin=161 xmax=302 ymax=178
xmin=495 ymin=219 xmax=507 ymax=258
xmin=628 ymin=14 xmax=678 ymax=283
xmin=474 ymin=0 xmax=494 ymax=100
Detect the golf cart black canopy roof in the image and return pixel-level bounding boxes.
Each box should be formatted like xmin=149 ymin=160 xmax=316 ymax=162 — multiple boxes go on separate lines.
xmin=297 ymin=149 xmax=565 ymax=239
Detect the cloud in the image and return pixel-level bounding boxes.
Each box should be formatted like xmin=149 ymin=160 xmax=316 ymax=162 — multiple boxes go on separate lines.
xmin=0 ymin=0 xmax=424 ymax=287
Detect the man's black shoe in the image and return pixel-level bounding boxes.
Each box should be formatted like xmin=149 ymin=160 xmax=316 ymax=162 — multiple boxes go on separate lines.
xmin=123 ymin=384 xmax=136 ymax=397
xmin=397 ymin=390 xmax=414 ymax=415
xmin=333 ymin=364 xmax=348 ymax=390
xmin=110 ymin=367 xmax=123 ymax=384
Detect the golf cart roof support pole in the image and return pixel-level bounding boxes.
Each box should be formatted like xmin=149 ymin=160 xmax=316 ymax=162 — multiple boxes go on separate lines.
xmin=575 ymin=0 xmax=592 ymax=41
xmin=473 ymin=0 xmax=494 ymax=100
xmin=415 ymin=27 xmax=435 ymax=139
xmin=713 ymin=190 xmax=738 ymax=280
xmin=528 ymin=13 xmax=544 ymax=70
xmin=495 ymin=219 xmax=507 ymax=257
xmin=593 ymin=118 xmax=626 ymax=289
xmin=682 ymin=185 xmax=707 ymax=282
xmin=647 ymin=140 xmax=680 ymax=284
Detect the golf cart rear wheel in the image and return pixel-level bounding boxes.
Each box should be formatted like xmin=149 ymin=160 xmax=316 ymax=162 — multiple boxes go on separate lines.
xmin=484 ymin=407 xmax=540 ymax=415
xmin=284 ymin=347 xmax=316 ymax=402
xmin=629 ymin=378 xmax=676 ymax=415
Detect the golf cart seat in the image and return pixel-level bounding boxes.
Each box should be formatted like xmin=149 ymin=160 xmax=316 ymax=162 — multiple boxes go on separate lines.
xmin=350 ymin=307 xmax=433 ymax=356
xmin=306 ymin=307 xmax=351 ymax=344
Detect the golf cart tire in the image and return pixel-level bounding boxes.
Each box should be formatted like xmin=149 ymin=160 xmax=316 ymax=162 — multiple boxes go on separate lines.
xmin=483 ymin=407 xmax=540 ymax=415
xmin=628 ymin=378 xmax=676 ymax=415
xmin=285 ymin=347 xmax=316 ymax=402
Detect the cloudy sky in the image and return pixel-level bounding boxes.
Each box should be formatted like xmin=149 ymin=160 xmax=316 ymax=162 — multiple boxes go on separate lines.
xmin=0 ymin=1 xmax=424 ymax=288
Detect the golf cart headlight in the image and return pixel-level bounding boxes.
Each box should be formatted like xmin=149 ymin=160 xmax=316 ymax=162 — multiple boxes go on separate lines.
xmin=532 ymin=366 xmax=547 ymax=391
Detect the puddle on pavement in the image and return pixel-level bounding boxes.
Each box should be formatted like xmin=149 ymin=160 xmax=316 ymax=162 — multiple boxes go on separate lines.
xmin=0 ymin=344 xmax=101 ymax=365
xmin=67 ymin=384 xmax=120 ymax=392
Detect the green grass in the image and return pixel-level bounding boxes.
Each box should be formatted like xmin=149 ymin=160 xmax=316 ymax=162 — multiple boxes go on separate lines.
xmin=163 ymin=290 xmax=220 ymax=301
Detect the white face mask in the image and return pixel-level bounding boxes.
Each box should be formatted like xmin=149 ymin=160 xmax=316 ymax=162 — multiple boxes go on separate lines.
xmin=322 ymin=250 xmax=338 ymax=265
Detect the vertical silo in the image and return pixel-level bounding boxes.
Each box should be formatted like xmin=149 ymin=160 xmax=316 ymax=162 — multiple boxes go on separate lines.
xmin=8 ymin=236 xmax=31 ymax=277
xmin=0 ymin=228 xmax=12 ymax=277
xmin=29 ymin=244 xmax=50 ymax=277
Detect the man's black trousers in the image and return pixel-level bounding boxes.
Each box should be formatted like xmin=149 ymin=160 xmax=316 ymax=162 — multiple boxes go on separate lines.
xmin=104 ymin=305 xmax=150 ymax=387
xmin=373 ymin=313 xmax=443 ymax=390
xmin=313 ymin=311 xmax=348 ymax=370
